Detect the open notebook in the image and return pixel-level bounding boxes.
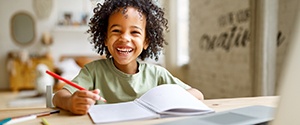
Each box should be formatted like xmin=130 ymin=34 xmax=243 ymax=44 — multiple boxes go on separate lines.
xmin=88 ymin=84 xmax=214 ymax=124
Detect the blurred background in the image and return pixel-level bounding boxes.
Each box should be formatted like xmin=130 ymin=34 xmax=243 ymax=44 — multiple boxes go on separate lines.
xmin=0 ymin=0 xmax=298 ymax=108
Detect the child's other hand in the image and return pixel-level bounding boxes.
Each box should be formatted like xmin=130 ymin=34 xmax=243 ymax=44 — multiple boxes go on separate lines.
xmin=67 ymin=89 xmax=100 ymax=115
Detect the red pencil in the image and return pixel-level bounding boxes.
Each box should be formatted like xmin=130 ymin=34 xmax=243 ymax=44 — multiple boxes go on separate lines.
xmin=45 ymin=70 xmax=106 ymax=102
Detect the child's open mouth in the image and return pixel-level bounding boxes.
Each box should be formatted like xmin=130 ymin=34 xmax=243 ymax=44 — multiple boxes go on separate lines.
xmin=117 ymin=48 xmax=133 ymax=54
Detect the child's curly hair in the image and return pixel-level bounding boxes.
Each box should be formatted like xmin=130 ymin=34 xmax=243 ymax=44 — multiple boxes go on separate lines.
xmin=87 ymin=0 xmax=168 ymax=61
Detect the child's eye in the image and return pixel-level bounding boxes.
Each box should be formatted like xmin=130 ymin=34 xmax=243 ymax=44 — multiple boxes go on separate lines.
xmin=112 ymin=29 xmax=121 ymax=33
xmin=131 ymin=31 xmax=141 ymax=35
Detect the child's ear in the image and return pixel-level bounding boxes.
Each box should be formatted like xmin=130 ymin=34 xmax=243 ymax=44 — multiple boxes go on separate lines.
xmin=143 ymin=40 xmax=149 ymax=50
xmin=104 ymin=40 xmax=108 ymax=46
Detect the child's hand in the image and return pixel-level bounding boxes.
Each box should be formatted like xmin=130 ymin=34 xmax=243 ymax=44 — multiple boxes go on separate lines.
xmin=67 ymin=89 xmax=100 ymax=115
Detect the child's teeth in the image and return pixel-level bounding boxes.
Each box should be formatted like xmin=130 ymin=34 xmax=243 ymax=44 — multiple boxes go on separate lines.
xmin=117 ymin=48 xmax=132 ymax=52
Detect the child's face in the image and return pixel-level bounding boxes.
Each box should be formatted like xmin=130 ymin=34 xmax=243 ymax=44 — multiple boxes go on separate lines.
xmin=106 ymin=7 xmax=148 ymax=70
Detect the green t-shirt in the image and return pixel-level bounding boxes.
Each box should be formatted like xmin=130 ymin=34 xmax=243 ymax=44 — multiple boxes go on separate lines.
xmin=63 ymin=58 xmax=191 ymax=104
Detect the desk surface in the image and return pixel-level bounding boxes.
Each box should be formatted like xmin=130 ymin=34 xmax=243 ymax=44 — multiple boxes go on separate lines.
xmin=0 ymin=96 xmax=278 ymax=125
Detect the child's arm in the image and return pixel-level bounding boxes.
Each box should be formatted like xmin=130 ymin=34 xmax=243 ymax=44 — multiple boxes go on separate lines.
xmin=187 ymin=88 xmax=204 ymax=100
xmin=52 ymin=89 xmax=100 ymax=115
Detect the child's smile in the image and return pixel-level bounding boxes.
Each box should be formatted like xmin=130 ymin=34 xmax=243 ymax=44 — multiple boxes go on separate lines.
xmin=115 ymin=45 xmax=135 ymax=60
xmin=117 ymin=47 xmax=133 ymax=53
xmin=116 ymin=46 xmax=134 ymax=55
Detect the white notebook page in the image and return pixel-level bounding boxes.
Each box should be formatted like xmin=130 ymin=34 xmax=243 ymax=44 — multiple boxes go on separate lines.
xmin=89 ymin=101 xmax=159 ymax=124
xmin=136 ymin=84 xmax=213 ymax=115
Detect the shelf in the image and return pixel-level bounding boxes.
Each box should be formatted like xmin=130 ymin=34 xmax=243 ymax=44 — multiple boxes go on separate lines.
xmin=53 ymin=25 xmax=89 ymax=32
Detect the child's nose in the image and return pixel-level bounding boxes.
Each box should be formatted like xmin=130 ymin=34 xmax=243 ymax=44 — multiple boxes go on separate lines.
xmin=119 ymin=33 xmax=131 ymax=42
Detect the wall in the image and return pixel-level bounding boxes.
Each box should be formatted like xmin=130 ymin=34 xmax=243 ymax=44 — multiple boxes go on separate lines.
xmin=187 ymin=0 xmax=298 ymax=99
xmin=188 ymin=0 xmax=252 ymax=98
xmin=0 ymin=0 xmax=97 ymax=90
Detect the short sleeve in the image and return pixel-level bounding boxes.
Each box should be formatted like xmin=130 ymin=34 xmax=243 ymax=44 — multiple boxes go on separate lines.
xmin=63 ymin=66 xmax=94 ymax=94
